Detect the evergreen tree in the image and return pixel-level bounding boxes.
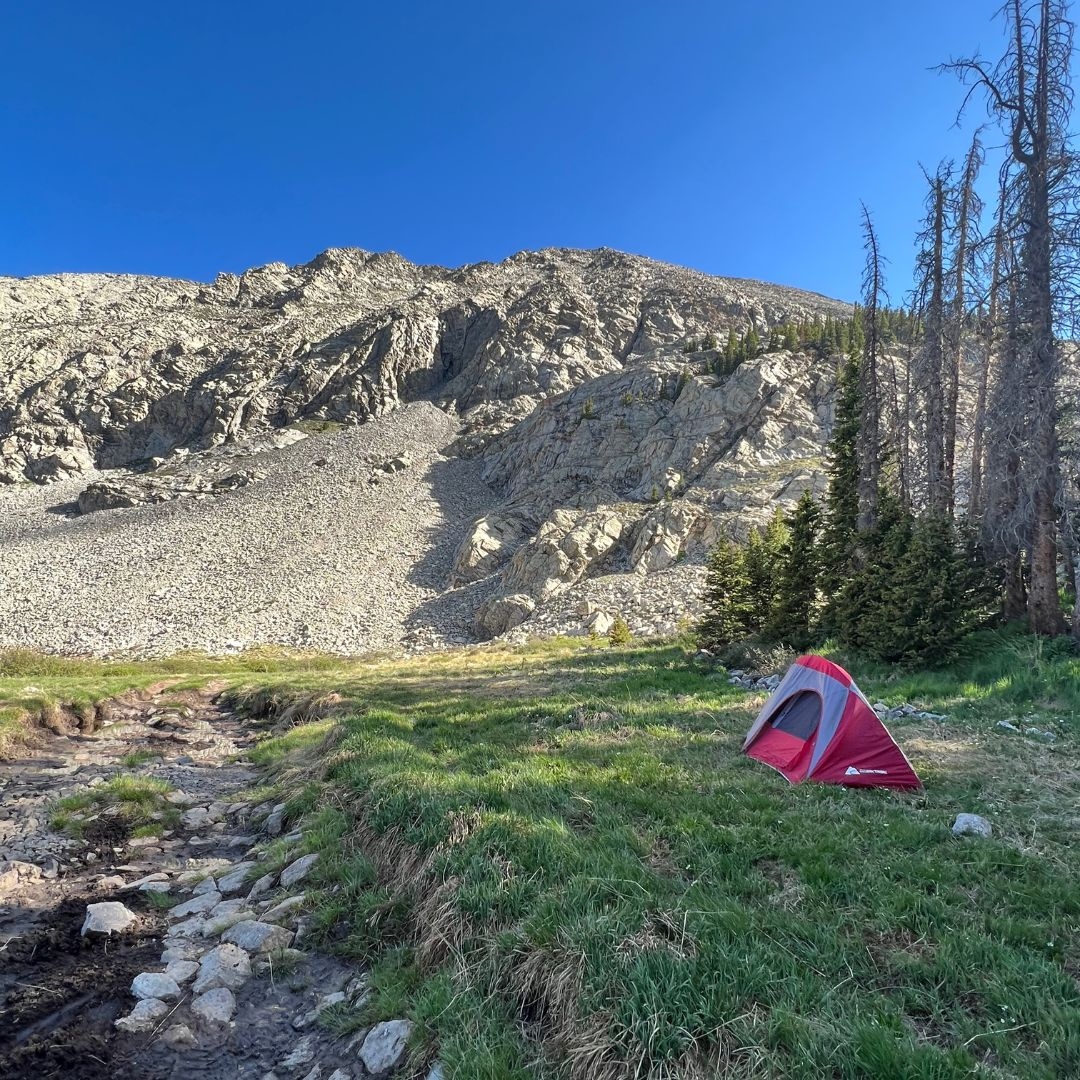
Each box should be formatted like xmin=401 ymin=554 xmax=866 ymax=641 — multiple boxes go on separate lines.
xmin=742 ymin=509 xmax=789 ymax=631
xmin=697 ymin=539 xmax=753 ymax=650
xmin=819 ymin=349 xmax=861 ymax=631
xmin=744 ymin=326 xmax=761 ymax=359
xmin=766 ymin=491 xmax=822 ymax=647
xmin=782 ymin=323 xmax=799 ymax=351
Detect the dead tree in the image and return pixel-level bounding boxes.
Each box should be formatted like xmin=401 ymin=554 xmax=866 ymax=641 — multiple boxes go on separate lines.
xmin=914 ymin=166 xmax=950 ymax=514
xmin=946 ymin=0 xmax=1073 ymax=634
xmin=947 ymin=136 xmax=984 ymax=513
xmin=856 ymin=205 xmax=887 ymax=532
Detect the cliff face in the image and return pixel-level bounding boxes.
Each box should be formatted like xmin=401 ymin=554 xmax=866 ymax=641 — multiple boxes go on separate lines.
xmin=0 ymin=247 xmax=850 ymax=653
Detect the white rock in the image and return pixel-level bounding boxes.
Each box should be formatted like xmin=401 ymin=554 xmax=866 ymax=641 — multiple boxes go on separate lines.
xmin=280 ymin=853 xmax=318 ymax=889
xmin=114 ymin=997 xmax=169 ymax=1032
xmin=359 ymin=1019 xmax=413 ymax=1074
xmin=952 ymin=813 xmax=992 ymax=839
xmin=81 ymin=901 xmax=137 ymax=936
xmin=169 ymin=891 xmax=221 ymax=918
xmin=191 ymin=986 xmax=236 ymax=1025
xmin=221 ymin=919 xmax=294 ymax=953
xmin=191 ymin=942 xmax=252 ymax=993
xmin=131 ymin=971 xmax=182 ymax=1001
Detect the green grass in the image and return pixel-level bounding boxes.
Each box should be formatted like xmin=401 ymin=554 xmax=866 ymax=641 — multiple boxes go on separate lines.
xmin=0 ymin=645 xmax=356 ymax=757
xmin=230 ymin=634 xmax=1079 ymax=1080
xmin=49 ymin=773 xmax=179 ymax=835
xmin=5 ymin=634 xmax=1078 ymax=1077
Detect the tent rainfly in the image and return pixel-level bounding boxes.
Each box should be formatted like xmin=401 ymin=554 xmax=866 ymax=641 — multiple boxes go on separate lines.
xmin=742 ymin=655 xmax=922 ymax=789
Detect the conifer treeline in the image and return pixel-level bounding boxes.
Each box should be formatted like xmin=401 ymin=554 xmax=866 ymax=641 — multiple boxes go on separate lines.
xmin=698 ymin=0 xmax=1080 ymax=662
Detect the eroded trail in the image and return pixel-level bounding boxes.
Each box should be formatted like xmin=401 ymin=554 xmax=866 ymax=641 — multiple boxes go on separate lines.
xmin=0 ymin=687 xmax=367 ymax=1080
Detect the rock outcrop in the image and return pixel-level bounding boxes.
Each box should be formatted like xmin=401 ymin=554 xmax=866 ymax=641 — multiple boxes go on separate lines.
xmin=0 ymin=247 xmax=850 ymax=652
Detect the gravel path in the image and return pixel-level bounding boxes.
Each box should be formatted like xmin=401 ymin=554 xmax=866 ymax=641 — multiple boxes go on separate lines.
xmin=0 ymin=403 xmax=495 ymax=657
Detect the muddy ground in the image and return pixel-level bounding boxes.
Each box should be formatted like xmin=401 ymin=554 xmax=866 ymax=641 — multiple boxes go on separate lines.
xmin=0 ymin=688 xmax=366 ymax=1079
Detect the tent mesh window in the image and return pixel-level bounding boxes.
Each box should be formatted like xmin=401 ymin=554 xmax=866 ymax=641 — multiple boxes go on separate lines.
xmin=768 ymin=691 xmax=822 ymax=741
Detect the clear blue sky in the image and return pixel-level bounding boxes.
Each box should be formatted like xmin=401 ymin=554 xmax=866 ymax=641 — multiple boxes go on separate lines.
xmin=3 ymin=1 xmax=1011 ymax=300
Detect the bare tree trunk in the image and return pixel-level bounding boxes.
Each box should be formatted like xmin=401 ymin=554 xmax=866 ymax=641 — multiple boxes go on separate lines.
xmin=857 ymin=205 xmax=885 ymax=532
xmin=947 ymin=137 xmax=983 ymax=516
xmin=920 ymin=171 xmax=949 ymax=514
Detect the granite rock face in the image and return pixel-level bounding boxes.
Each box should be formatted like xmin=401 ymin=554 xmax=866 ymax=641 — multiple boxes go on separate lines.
xmin=0 ymin=247 xmax=850 ymax=651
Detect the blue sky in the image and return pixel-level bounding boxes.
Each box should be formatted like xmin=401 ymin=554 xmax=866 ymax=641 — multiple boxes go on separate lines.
xmin=3 ymin=2 xmax=1010 ymax=300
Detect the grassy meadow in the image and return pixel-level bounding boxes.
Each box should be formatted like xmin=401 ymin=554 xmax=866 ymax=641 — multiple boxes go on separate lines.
xmin=2 ymin=632 xmax=1078 ymax=1078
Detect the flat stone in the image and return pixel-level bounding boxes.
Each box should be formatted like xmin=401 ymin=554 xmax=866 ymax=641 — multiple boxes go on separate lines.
xmin=281 ymin=1035 xmax=316 ymax=1070
xmin=170 ymin=916 xmax=208 ymax=938
xmin=169 ymin=891 xmax=221 ymax=918
xmin=82 ymin=901 xmax=137 ymax=937
xmin=165 ymin=959 xmax=200 ymax=984
xmin=247 ymin=872 xmax=276 ymax=901
xmin=192 ymin=942 xmax=252 ymax=993
xmin=125 ymin=871 xmax=170 ymax=889
xmin=204 ymin=910 xmax=256 ymax=936
xmin=359 ymin=1019 xmax=413 ymax=1074
xmin=192 ymin=875 xmax=219 ymax=895
xmin=209 ymin=897 xmax=250 ymax=918
xmin=139 ymin=880 xmax=172 ymax=894
xmin=264 ymin=803 xmax=287 ymax=836
xmin=280 ymin=853 xmax=318 ymax=889
xmin=181 ymin=807 xmax=213 ymax=830
xmin=952 ymin=813 xmax=992 ymax=839
xmin=114 ymin=997 xmax=169 ymax=1032
xmin=191 ymin=986 xmax=236 ymax=1026
xmin=161 ymin=941 xmax=203 ymax=963
xmin=221 ymin=919 xmax=294 ymax=953
xmin=261 ymin=894 xmax=305 ymax=924
xmin=161 ymin=1023 xmax=198 ymax=1049
xmin=217 ymin=861 xmax=256 ymax=894
xmin=131 ymin=972 xmax=182 ymax=1001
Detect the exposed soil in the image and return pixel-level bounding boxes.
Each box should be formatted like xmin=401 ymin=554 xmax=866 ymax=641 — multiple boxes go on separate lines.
xmin=0 ymin=687 xmax=365 ymax=1079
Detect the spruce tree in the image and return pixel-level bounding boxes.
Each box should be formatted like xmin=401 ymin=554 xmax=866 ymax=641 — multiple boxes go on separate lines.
xmin=819 ymin=349 xmax=861 ymax=632
xmin=697 ymin=539 xmax=753 ymax=650
xmin=742 ymin=509 xmax=789 ymax=631
xmin=766 ymin=491 xmax=822 ymax=647
xmin=744 ymin=326 xmax=761 ymax=359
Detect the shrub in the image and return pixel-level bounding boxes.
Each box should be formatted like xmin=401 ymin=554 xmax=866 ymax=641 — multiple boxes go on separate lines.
xmin=608 ymin=617 xmax=632 ymax=646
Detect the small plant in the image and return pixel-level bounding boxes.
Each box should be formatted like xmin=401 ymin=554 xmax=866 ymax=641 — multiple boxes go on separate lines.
xmin=621 ymin=391 xmax=635 ymax=406
xmin=608 ymin=617 xmax=632 ymax=646
xmin=581 ymin=398 xmax=596 ymax=419
xmin=143 ymin=888 xmax=176 ymax=910
xmin=121 ymin=749 xmax=159 ymax=768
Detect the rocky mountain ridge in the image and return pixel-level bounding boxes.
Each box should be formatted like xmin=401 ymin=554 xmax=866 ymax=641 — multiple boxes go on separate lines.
xmin=0 ymin=247 xmax=850 ymax=652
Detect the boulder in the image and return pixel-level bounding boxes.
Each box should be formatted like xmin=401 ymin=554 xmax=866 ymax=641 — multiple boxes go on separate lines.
xmin=191 ymin=942 xmax=252 ymax=993
xmin=191 ymin=986 xmax=236 ymax=1026
xmin=952 ymin=813 xmax=992 ymax=839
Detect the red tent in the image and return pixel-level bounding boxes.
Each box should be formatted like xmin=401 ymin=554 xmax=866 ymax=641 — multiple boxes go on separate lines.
xmin=742 ymin=655 xmax=922 ymax=789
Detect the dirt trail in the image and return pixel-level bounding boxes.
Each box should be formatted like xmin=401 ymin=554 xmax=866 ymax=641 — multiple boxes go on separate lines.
xmin=0 ymin=687 xmax=368 ymax=1079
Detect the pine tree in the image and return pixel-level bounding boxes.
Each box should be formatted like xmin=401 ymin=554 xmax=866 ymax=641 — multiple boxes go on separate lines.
xmin=819 ymin=349 xmax=861 ymax=631
xmin=744 ymin=326 xmax=761 ymax=359
xmin=697 ymin=539 xmax=753 ymax=650
xmin=743 ymin=509 xmax=789 ymax=631
xmin=766 ymin=491 xmax=822 ymax=647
